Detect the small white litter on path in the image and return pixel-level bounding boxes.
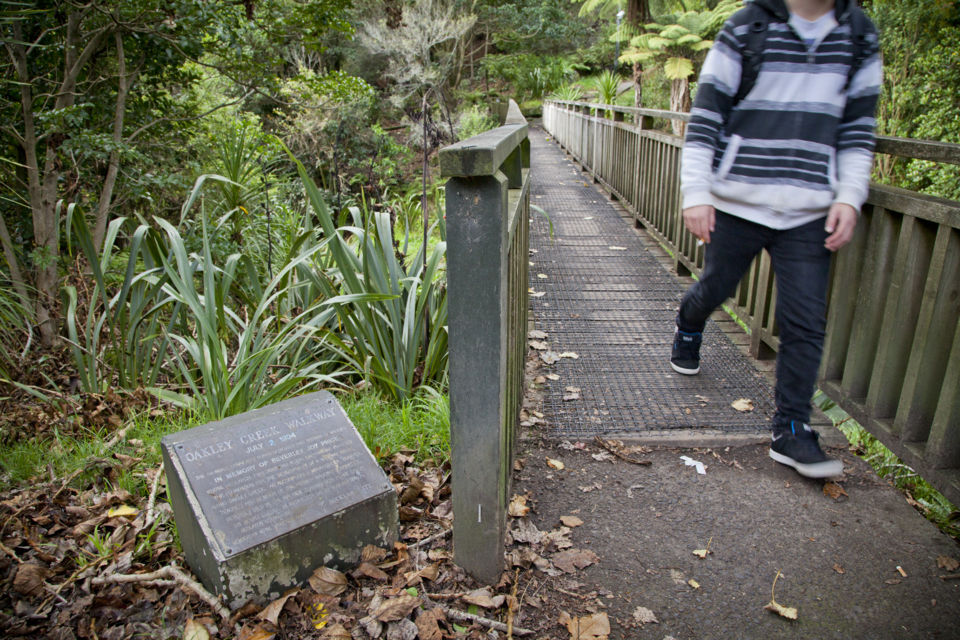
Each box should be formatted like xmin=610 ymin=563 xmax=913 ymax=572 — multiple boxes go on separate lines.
xmin=680 ymin=455 xmax=706 ymax=475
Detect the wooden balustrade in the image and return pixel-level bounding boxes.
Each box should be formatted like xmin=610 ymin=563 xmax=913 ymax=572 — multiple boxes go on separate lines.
xmin=543 ymin=99 xmax=960 ymax=506
xmin=442 ymin=99 xmax=531 ymax=583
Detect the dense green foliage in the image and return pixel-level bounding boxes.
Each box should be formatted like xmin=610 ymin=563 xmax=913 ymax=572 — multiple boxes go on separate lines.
xmin=1 ymin=0 xmax=957 ymax=444
xmin=867 ymin=0 xmax=960 ymax=200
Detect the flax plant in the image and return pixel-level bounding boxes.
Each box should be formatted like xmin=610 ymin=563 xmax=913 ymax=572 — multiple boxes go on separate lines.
xmin=288 ymin=147 xmax=449 ymax=402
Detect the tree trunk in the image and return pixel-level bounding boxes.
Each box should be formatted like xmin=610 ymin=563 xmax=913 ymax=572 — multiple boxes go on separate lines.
xmin=632 ymin=63 xmax=643 ymax=108
xmin=11 ymin=13 xmax=111 ymax=347
xmin=94 ymin=36 xmax=141 ymax=253
xmin=670 ymin=78 xmax=691 ymax=137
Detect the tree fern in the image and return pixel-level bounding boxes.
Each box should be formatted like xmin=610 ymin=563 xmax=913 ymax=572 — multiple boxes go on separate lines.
xmin=664 ymin=56 xmax=694 ymax=80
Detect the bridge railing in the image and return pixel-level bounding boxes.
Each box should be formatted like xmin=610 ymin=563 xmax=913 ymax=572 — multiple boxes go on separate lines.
xmin=543 ymin=99 xmax=960 ymax=506
xmin=441 ymin=99 xmax=531 ymax=584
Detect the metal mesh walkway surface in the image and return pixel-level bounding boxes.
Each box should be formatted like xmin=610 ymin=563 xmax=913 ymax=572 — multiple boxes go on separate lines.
xmin=527 ymin=128 xmax=776 ymax=439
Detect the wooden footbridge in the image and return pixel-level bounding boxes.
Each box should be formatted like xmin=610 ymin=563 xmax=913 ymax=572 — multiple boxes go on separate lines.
xmin=440 ymin=99 xmax=960 ymax=583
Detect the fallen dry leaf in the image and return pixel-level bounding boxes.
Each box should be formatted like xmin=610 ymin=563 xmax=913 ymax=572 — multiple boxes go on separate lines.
xmin=404 ymin=563 xmax=439 ymax=586
xmin=731 ymin=398 xmax=754 ymax=412
xmin=387 ymin=618 xmax=420 ymax=640
xmin=692 ymin=537 xmax=713 ymax=559
xmin=514 ymin=458 xmax=526 ymax=471
xmin=937 ymin=556 xmax=959 ymax=572
xmin=833 ymin=564 xmax=845 ymax=575
xmin=308 ymin=566 xmax=348 ymax=596
xmin=13 ymin=563 xmax=49 ymax=597
xmin=355 ymin=562 xmax=389 ymax=581
xmin=823 ymin=482 xmax=848 ymax=499
xmin=362 ymin=545 xmax=389 ymax=563
xmin=764 ymin=570 xmax=797 ymax=620
xmin=183 ymin=619 xmax=211 ymax=640
xmin=257 ymin=590 xmax=299 ymax=626
xmin=374 ymin=594 xmax=421 ymax=622
xmin=512 ymin=518 xmax=543 ymax=544
xmin=529 ymin=341 xmax=549 ymax=351
xmin=579 ymin=483 xmax=602 ymax=492
xmin=534 ymin=376 xmax=546 ymax=384
xmin=547 ymin=458 xmax=565 ymax=470
xmin=632 ymin=606 xmax=658 ymax=624
xmin=538 ymin=274 xmax=548 ymax=279
xmin=529 ymin=330 xmax=549 ymax=339
xmin=107 ymin=504 xmax=139 ymax=518
xmin=509 ymin=495 xmax=530 ymax=517
xmin=322 ymin=624 xmax=352 ymax=639
xmin=765 ymin=600 xmax=798 ymax=620
xmin=560 ymin=515 xmax=583 ymax=527
xmin=886 ymin=579 xmax=901 ymax=585
xmin=542 ymin=526 xmax=574 ymax=550
xmin=608 ymin=246 xmax=627 ymax=251
xmin=541 ymin=352 xmax=560 ymax=364
xmin=546 ymin=374 xmax=560 ymax=380
xmin=552 ymin=548 xmax=599 ymax=573
xmin=241 ymin=622 xmax=277 ymax=640
xmin=688 ymin=579 xmax=700 ymax=589
xmin=560 ymin=611 xmax=610 ymax=640
xmin=415 ymin=609 xmax=445 ymax=640
xmin=559 ymin=352 xmax=579 ymax=359
xmin=461 ymin=588 xmax=498 ymax=608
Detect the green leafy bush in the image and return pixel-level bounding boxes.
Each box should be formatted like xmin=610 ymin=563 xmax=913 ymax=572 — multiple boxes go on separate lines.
xmin=520 ymin=100 xmax=543 ymax=117
xmin=457 ymin=105 xmax=500 ymax=140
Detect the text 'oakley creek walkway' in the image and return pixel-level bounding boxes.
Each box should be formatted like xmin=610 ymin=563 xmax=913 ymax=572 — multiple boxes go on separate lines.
xmin=526 ymin=128 xmax=778 ymax=441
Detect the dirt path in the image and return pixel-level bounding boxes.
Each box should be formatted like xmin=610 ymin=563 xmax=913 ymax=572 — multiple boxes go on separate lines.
xmin=509 ymin=427 xmax=960 ymax=639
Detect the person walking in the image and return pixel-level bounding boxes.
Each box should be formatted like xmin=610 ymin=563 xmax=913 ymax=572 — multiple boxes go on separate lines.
xmin=673 ymin=0 xmax=881 ymax=478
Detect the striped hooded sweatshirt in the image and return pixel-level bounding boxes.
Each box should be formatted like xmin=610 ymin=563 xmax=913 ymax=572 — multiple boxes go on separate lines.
xmin=681 ymin=0 xmax=882 ymax=229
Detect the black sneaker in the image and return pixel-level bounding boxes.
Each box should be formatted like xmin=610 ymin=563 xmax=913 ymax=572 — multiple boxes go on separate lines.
xmin=769 ymin=423 xmax=843 ymax=478
xmin=671 ymin=327 xmax=702 ymax=375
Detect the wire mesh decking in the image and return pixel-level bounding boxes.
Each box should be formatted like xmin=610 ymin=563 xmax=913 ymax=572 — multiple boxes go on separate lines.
xmin=528 ymin=129 xmax=776 ymax=439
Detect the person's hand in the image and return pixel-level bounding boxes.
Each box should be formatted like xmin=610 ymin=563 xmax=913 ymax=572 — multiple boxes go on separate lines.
xmin=683 ymin=205 xmax=716 ymax=244
xmin=825 ymin=203 xmax=858 ymax=251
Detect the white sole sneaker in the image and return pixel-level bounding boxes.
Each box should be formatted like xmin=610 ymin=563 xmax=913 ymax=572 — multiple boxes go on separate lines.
xmin=670 ymin=361 xmax=700 ymax=375
xmin=769 ymin=449 xmax=843 ymax=478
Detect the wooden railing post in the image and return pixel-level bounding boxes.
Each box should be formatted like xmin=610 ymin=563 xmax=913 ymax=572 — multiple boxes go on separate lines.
xmin=441 ymin=100 xmax=531 ymax=585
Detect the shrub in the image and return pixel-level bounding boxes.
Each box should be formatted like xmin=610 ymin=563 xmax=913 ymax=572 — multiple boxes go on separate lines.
xmin=457 ymin=105 xmax=500 ymax=140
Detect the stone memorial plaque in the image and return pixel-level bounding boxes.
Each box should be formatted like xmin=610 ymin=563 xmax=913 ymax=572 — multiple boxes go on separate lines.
xmin=161 ymin=392 xmax=398 ymax=608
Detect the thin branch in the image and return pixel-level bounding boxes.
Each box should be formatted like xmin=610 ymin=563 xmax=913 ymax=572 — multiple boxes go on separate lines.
xmin=144 ymin=466 xmax=165 ymax=528
xmin=410 ymin=527 xmax=451 ymax=548
xmin=126 ymin=89 xmax=255 ymax=141
xmin=92 ymin=565 xmax=230 ymax=620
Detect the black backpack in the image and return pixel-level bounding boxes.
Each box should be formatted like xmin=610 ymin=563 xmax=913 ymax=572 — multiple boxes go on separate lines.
xmin=733 ymin=2 xmax=871 ymax=105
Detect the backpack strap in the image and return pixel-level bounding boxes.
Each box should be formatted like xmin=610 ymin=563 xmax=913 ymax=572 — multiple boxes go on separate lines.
xmin=733 ymin=4 xmax=770 ymax=106
xmin=842 ymin=6 xmax=870 ymax=93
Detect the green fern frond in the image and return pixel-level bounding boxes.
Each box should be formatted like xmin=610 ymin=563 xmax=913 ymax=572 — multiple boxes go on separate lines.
xmin=676 ymin=33 xmax=703 ymax=46
xmin=663 ymin=56 xmax=694 ymax=80
xmin=660 ymin=25 xmax=690 ymax=39
xmin=609 ymin=22 xmax=640 ymax=43
xmin=578 ymin=0 xmax=609 ymax=17
xmin=619 ymin=50 xmax=657 ymax=64
xmin=690 ymin=39 xmax=714 ymax=51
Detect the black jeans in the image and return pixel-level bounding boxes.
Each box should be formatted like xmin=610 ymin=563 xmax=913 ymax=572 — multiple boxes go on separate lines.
xmin=677 ymin=211 xmax=833 ymax=430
